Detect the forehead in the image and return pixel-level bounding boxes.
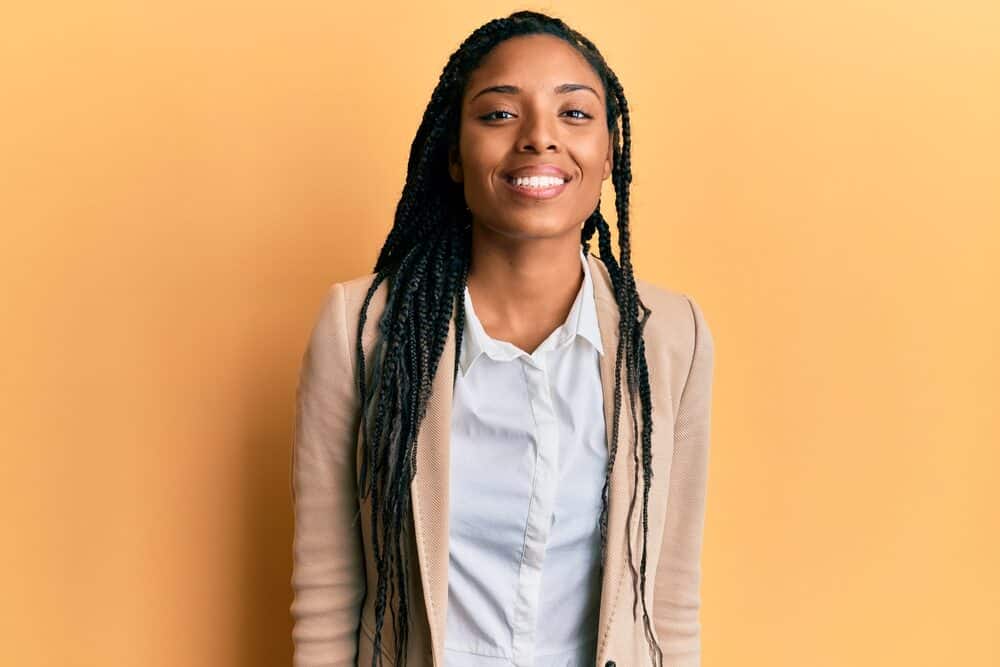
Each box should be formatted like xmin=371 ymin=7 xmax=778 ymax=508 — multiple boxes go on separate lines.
xmin=464 ymin=34 xmax=604 ymax=102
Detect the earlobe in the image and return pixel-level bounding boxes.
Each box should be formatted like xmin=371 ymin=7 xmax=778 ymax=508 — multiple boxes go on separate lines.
xmin=602 ymin=135 xmax=613 ymax=180
xmin=448 ymin=145 xmax=463 ymax=183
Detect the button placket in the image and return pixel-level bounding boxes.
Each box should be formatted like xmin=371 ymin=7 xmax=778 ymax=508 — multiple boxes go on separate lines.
xmin=511 ymin=355 xmax=561 ymax=667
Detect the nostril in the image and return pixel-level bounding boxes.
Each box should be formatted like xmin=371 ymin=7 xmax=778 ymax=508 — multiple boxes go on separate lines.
xmin=605 ymin=661 xmax=616 ymax=667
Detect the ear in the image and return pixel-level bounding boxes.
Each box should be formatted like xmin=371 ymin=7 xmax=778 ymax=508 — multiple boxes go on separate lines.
xmin=602 ymin=133 xmax=613 ymax=180
xmin=448 ymin=144 xmax=464 ymax=183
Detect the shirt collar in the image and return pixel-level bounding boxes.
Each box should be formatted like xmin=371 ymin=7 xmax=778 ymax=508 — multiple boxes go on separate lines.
xmin=459 ymin=248 xmax=605 ymax=376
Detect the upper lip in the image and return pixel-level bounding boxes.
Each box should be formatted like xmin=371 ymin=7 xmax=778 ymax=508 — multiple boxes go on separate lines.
xmin=503 ymin=164 xmax=572 ymax=181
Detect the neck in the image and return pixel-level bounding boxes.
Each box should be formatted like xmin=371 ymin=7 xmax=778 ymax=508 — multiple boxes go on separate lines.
xmin=464 ymin=222 xmax=585 ymax=351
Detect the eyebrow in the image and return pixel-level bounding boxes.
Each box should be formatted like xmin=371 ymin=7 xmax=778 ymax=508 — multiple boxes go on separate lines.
xmin=469 ymin=83 xmax=601 ymax=102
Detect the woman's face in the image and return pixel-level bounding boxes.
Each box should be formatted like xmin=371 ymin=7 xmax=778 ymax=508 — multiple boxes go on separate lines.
xmin=449 ymin=34 xmax=613 ymax=242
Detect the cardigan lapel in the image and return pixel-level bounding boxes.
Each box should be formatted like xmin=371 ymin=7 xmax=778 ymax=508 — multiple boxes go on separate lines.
xmin=588 ymin=252 xmax=641 ymax=666
xmin=409 ymin=307 xmax=456 ymax=667
xmin=408 ymin=252 xmax=637 ymax=667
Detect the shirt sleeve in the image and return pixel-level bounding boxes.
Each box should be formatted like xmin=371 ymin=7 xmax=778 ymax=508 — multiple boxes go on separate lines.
xmin=290 ymin=282 xmax=366 ymax=667
xmin=652 ymin=294 xmax=715 ymax=666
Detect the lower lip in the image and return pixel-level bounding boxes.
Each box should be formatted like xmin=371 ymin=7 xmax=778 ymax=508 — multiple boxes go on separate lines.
xmin=502 ymin=177 xmax=569 ymax=200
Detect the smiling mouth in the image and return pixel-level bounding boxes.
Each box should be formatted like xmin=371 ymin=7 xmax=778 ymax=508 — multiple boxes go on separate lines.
xmin=502 ymin=174 xmax=571 ymax=200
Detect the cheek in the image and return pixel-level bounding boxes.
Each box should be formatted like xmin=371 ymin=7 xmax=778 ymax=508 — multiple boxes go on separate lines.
xmin=460 ymin=129 xmax=504 ymax=179
xmin=578 ymin=134 xmax=610 ymax=180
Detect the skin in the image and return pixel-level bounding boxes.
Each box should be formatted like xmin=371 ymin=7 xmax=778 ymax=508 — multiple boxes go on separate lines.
xmin=448 ymin=34 xmax=614 ymax=354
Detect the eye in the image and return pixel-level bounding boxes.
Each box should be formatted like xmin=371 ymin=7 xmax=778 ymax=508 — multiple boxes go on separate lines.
xmin=479 ymin=109 xmax=515 ymax=121
xmin=563 ymin=109 xmax=593 ymax=120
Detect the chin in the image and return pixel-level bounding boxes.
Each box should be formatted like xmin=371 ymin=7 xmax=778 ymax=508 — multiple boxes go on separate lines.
xmin=488 ymin=216 xmax=578 ymax=241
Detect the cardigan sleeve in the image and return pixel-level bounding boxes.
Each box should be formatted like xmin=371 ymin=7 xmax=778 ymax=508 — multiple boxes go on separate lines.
xmin=290 ymin=282 xmax=366 ymax=667
xmin=652 ymin=294 xmax=715 ymax=666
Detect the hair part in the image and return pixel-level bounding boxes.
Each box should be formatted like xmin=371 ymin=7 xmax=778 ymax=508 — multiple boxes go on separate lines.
xmin=353 ymin=10 xmax=659 ymax=665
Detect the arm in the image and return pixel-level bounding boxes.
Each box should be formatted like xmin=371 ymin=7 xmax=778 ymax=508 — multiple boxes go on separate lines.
xmin=653 ymin=294 xmax=715 ymax=666
xmin=290 ymin=282 xmax=366 ymax=667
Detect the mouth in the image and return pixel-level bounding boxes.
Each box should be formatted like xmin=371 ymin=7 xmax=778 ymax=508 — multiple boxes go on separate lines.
xmin=501 ymin=173 xmax=572 ymax=201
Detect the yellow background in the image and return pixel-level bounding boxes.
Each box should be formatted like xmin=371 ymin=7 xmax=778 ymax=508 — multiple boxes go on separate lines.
xmin=2 ymin=2 xmax=998 ymax=665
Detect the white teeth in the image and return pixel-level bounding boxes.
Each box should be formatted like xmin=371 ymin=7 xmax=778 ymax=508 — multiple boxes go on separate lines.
xmin=511 ymin=175 xmax=565 ymax=188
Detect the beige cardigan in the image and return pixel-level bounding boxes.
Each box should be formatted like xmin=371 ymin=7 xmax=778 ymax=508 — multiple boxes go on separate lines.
xmin=290 ymin=253 xmax=715 ymax=667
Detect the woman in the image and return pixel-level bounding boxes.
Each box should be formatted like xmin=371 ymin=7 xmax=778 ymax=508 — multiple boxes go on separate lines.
xmin=290 ymin=10 xmax=715 ymax=667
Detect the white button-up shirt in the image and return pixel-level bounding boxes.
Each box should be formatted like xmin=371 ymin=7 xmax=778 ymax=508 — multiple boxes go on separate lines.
xmin=444 ymin=249 xmax=608 ymax=667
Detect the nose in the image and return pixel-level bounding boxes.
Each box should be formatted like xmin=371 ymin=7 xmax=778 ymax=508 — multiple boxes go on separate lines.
xmin=516 ymin=108 xmax=559 ymax=153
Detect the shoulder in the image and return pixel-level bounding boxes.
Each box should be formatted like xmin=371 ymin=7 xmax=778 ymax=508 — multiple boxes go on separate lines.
xmin=305 ymin=272 xmax=386 ymax=372
xmin=337 ymin=271 xmax=383 ymax=318
xmin=310 ymin=271 xmax=384 ymax=328
xmin=633 ymin=274 xmax=714 ymax=360
xmin=587 ymin=252 xmax=714 ymax=369
xmin=630 ymin=274 xmax=715 ymax=416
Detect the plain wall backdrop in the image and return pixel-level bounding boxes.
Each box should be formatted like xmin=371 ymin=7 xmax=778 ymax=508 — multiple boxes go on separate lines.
xmin=2 ymin=1 xmax=998 ymax=665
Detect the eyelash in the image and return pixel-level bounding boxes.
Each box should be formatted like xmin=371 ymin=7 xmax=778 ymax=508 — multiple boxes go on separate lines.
xmin=479 ymin=109 xmax=593 ymax=121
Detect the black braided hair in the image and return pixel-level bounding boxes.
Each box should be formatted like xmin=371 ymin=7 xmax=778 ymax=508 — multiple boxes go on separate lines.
xmin=353 ymin=9 xmax=659 ymax=666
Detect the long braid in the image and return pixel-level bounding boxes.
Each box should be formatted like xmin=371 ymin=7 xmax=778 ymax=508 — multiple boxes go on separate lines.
xmin=352 ymin=10 xmax=662 ymax=666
